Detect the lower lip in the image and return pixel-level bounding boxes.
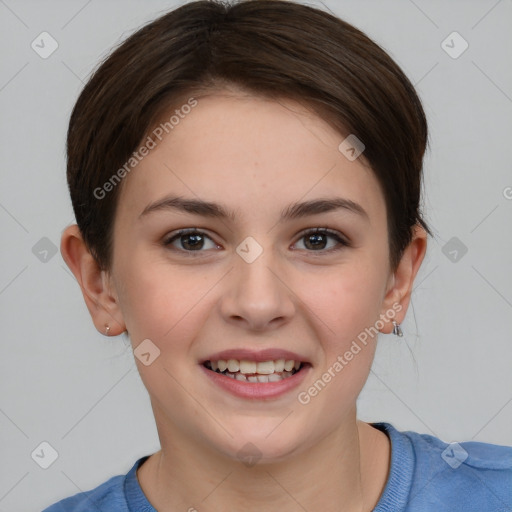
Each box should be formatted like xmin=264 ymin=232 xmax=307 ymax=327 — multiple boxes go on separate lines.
xmin=200 ymin=364 xmax=312 ymax=400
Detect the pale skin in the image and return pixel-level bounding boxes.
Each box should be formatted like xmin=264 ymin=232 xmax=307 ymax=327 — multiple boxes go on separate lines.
xmin=61 ymin=91 xmax=427 ymax=511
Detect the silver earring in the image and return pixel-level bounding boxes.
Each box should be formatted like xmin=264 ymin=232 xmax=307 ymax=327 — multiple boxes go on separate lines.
xmin=105 ymin=325 xmax=111 ymax=336
xmin=392 ymin=320 xmax=403 ymax=337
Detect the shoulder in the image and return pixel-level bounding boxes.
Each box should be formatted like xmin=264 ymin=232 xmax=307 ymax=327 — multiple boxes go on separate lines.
xmin=41 ymin=470 xmax=129 ymax=511
xmin=373 ymin=422 xmax=512 ymax=511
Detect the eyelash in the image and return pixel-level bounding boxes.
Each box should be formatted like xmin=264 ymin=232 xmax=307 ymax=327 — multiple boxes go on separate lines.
xmin=163 ymin=228 xmax=350 ymax=256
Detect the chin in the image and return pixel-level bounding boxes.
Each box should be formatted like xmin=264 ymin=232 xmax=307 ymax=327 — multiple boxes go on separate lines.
xmin=210 ymin=420 xmax=309 ymax=465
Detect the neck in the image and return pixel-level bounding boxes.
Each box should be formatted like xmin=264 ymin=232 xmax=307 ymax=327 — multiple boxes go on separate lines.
xmin=137 ymin=410 xmax=390 ymax=512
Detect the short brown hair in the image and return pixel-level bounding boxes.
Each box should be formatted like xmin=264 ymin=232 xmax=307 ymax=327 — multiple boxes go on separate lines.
xmin=66 ymin=0 xmax=432 ymax=272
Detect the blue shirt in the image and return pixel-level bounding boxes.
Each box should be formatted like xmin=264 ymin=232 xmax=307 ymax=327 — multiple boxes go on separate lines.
xmin=42 ymin=422 xmax=512 ymax=511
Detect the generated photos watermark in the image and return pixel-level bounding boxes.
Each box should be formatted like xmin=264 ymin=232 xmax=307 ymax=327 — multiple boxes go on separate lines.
xmin=297 ymin=302 xmax=403 ymax=405
xmin=93 ymin=97 xmax=198 ymax=200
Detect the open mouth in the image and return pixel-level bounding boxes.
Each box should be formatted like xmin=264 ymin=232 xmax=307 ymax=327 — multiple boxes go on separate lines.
xmin=203 ymin=359 xmax=309 ymax=383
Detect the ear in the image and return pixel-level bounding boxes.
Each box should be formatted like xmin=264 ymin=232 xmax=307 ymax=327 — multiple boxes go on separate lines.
xmin=60 ymin=224 xmax=126 ymax=336
xmin=379 ymin=224 xmax=428 ymax=334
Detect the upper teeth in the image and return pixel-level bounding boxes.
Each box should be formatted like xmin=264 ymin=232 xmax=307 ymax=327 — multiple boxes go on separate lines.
xmin=209 ymin=359 xmax=301 ymax=374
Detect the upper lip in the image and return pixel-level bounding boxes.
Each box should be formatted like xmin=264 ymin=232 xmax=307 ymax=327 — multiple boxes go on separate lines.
xmin=201 ymin=348 xmax=310 ymax=364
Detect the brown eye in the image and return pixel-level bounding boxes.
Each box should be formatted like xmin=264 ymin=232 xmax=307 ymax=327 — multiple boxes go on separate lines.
xmin=164 ymin=229 xmax=219 ymax=254
xmin=294 ymin=228 xmax=349 ymax=253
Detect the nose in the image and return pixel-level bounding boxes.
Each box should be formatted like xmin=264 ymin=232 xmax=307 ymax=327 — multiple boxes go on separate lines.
xmin=219 ymin=248 xmax=296 ymax=332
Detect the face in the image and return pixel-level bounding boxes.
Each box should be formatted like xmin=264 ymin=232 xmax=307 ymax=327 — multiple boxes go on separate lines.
xmin=106 ymin=92 xmax=402 ymax=462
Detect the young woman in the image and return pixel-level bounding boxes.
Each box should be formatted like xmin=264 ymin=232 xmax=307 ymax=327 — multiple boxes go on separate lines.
xmin=44 ymin=0 xmax=512 ymax=510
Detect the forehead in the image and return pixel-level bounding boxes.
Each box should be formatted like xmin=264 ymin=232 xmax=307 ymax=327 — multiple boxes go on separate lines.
xmin=117 ymin=93 xmax=385 ymax=226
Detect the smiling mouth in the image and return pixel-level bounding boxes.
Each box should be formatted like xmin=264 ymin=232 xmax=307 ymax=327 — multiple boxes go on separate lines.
xmin=203 ymin=359 xmax=309 ymax=383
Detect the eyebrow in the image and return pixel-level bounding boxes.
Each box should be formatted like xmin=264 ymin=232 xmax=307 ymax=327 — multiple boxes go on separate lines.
xmin=138 ymin=194 xmax=369 ymax=222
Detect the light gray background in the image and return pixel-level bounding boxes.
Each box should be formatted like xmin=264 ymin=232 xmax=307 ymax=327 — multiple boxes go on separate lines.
xmin=0 ymin=0 xmax=511 ymax=510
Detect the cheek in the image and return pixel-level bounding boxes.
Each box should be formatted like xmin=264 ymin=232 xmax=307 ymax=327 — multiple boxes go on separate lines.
xmin=114 ymin=256 xmax=201 ymax=344
xmin=302 ymin=259 xmax=385 ymax=344
xmin=295 ymin=270 xmax=381 ymax=418
xmin=293 ymin=257 xmax=385 ymax=406
xmin=115 ymin=262 xmax=209 ymax=402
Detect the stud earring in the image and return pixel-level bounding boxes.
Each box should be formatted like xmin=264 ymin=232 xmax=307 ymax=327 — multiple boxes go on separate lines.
xmin=392 ymin=320 xmax=403 ymax=337
xmin=105 ymin=325 xmax=111 ymax=336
